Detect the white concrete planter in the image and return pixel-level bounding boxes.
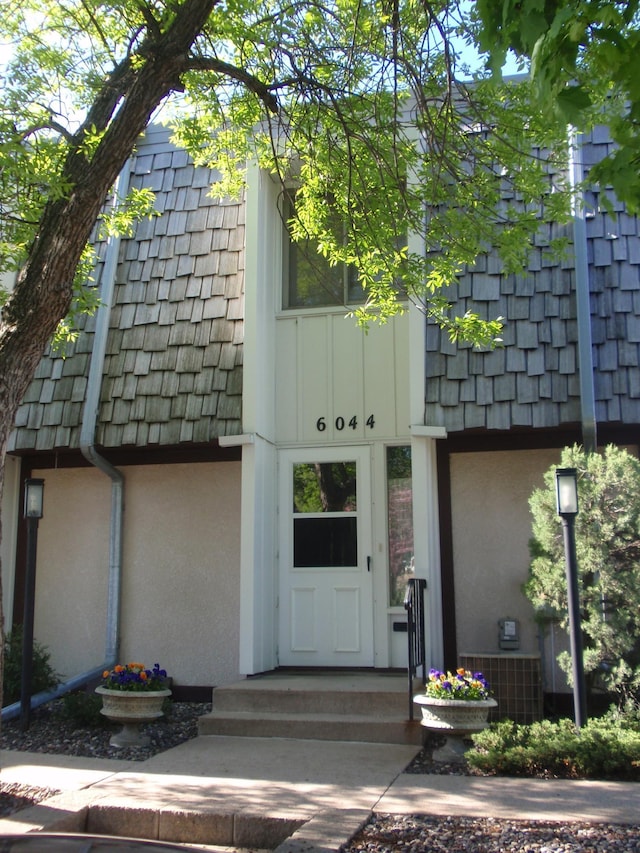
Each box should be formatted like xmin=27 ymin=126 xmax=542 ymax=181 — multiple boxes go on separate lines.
xmin=96 ymin=686 xmax=171 ymax=747
xmin=413 ymin=695 xmax=497 ymax=731
xmin=413 ymin=694 xmax=497 ymax=762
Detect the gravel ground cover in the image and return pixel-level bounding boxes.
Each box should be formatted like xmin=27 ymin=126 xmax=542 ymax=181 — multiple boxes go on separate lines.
xmin=0 ymin=700 xmax=210 ymax=818
xmin=405 ymin=747 xmax=482 ymax=777
xmin=344 ymin=814 xmax=640 ymax=853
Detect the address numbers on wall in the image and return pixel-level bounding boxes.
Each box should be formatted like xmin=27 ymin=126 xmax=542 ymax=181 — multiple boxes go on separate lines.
xmin=316 ymin=415 xmax=376 ymax=432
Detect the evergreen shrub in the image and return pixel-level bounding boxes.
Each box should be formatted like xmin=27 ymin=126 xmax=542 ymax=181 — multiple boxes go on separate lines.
xmin=2 ymin=628 xmax=60 ymax=706
xmin=468 ymin=705 xmax=640 ymax=780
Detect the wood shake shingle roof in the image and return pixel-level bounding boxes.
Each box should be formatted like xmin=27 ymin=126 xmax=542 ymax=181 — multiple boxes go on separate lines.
xmin=9 ymin=125 xmax=243 ymax=453
xmin=424 ymin=128 xmax=640 ymax=433
xmin=9 ymin=125 xmax=640 ymax=452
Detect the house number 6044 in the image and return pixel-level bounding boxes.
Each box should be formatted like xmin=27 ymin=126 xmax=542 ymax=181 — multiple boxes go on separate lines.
xmin=316 ymin=415 xmax=376 ymax=431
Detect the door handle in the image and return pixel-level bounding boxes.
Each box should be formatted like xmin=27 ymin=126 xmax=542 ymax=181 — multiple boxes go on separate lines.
xmin=367 ymin=556 xmax=371 ymax=572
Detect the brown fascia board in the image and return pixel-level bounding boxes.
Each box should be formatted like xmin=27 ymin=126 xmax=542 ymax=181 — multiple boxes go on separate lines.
xmin=441 ymin=422 xmax=640 ymax=454
xmin=11 ymin=441 xmax=242 ymax=470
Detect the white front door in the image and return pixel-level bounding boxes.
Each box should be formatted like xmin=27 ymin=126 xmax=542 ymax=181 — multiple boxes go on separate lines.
xmin=278 ymin=446 xmax=374 ymax=667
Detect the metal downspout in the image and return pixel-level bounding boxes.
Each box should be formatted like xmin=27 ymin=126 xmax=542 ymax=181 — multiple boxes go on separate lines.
xmin=2 ymin=163 xmax=130 ymax=722
xmin=569 ymin=128 xmax=598 ymax=452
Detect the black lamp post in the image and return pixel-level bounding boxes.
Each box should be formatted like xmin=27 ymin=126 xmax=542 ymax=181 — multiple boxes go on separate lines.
xmin=555 ymin=467 xmax=587 ymax=729
xmin=20 ymin=478 xmax=44 ymax=732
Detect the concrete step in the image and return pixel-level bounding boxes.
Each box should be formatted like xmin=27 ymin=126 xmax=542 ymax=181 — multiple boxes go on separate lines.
xmin=211 ymin=685 xmax=408 ymax=716
xmin=198 ymin=672 xmax=424 ymax=745
xmin=198 ymin=709 xmax=423 ymax=745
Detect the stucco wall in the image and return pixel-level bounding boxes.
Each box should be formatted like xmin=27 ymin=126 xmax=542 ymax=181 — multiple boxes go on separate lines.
xmin=450 ymin=448 xmax=560 ymax=658
xmin=32 ymin=461 xmax=241 ymax=687
xmin=32 ymin=467 xmax=111 ymax=680
xmin=119 ymin=462 xmax=242 ymax=686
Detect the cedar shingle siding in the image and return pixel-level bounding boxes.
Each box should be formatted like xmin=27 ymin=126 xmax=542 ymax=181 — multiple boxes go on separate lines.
xmin=425 ymin=128 xmax=640 ymax=432
xmin=9 ymin=126 xmax=243 ymax=452
xmin=9 ymin=125 xmax=640 ymax=451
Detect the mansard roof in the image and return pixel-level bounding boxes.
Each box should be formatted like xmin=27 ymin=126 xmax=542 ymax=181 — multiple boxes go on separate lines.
xmin=424 ymin=127 xmax=640 ymax=432
xmin=9 ymin=125 xmax=243 ymax=453
xmin=9 ymin=124 xmax=640 ymax=452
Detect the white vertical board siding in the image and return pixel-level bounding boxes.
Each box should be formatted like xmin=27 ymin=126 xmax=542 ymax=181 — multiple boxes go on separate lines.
xmin=275 ymin=311 xmax=410 ymax=445
xmin=363 ymin=321 xmax=405 ymax=438
xmin=274 ymin=316 xmax=299 ymax=442
xmin=298 ymin=314 xmax=331 ymax=441
xmin=394 ymin=319 xmax=411 ymax=435
xmin=332 ymin=316 xmax=365 ymax=438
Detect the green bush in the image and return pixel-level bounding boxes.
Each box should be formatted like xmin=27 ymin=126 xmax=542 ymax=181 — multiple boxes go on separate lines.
xmin=59 ymin=691 xmax=106 ymax=727
xmin=468 ymin=706 xmax=640 ymax=780
xmin=2 ymin=628 xmax=60 ymax=706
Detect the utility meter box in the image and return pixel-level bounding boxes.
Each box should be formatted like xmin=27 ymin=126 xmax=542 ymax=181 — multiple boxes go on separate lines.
xmin=498 ymin=618 xmax=520 ymax=651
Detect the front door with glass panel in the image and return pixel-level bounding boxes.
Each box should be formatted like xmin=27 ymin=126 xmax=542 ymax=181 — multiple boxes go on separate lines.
xmin=278 ymin=447 xmax=374 ymax=667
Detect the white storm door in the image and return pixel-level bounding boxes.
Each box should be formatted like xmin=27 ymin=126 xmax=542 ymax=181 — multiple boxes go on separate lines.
xmin=278 ymin=447 xmax=374 ymax=667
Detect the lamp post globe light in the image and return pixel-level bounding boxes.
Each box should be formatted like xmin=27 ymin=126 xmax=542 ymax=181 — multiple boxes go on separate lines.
xmin=556 ymin=467 xmax=579 ymax=515
xmin=555 ymin=467 xmax=587 ymax=729
xmin=20 ymin=478 xmax=45 ymax=732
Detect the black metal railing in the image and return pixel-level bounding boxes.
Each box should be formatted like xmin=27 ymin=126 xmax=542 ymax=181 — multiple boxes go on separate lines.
xmin=404 ymin=577 xmax=427 ymax=720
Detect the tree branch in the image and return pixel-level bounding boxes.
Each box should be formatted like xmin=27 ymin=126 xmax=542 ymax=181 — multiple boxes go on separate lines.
xmin=17 ymin=120 xmax=75 ymax=144
xmin=182 ymin=56 xmax=279 ymax=113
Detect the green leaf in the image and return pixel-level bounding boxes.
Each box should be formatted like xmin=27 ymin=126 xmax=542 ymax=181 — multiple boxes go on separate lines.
xmin=555 ymin=85 xmax=593 ymax=124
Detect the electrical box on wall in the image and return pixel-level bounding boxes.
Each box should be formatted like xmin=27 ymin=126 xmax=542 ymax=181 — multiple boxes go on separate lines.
xmin=498 ymin=618 xmax=520 ymax=650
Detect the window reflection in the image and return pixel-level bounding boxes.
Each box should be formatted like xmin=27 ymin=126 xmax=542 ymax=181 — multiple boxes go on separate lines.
xmin=284 ymin=196 xmax=365 ymax=309
xmin=292 ymin=462 xmax=358 ymax=568
xmin=293 ymin=462 xmax=356 ymax=512
xmin=387 ymin=446 xmax=414 ymax=606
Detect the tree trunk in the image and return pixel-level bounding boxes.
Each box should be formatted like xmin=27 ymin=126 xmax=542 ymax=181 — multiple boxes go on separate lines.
xmin=0 ymin=0 xmax=219 ymax=715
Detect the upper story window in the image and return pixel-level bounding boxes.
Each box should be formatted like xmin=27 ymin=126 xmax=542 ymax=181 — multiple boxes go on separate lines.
xmin=283 ymin=194 xmax=366 ymax=310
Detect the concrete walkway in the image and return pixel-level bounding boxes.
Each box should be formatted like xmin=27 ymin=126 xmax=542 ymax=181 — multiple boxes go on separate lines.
xmin=1 ymin=736 xmax=639 ymax=852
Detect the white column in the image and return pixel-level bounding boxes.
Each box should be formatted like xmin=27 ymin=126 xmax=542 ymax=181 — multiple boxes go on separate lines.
xmin=231 ymin=163 xmax=280 ymax=674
